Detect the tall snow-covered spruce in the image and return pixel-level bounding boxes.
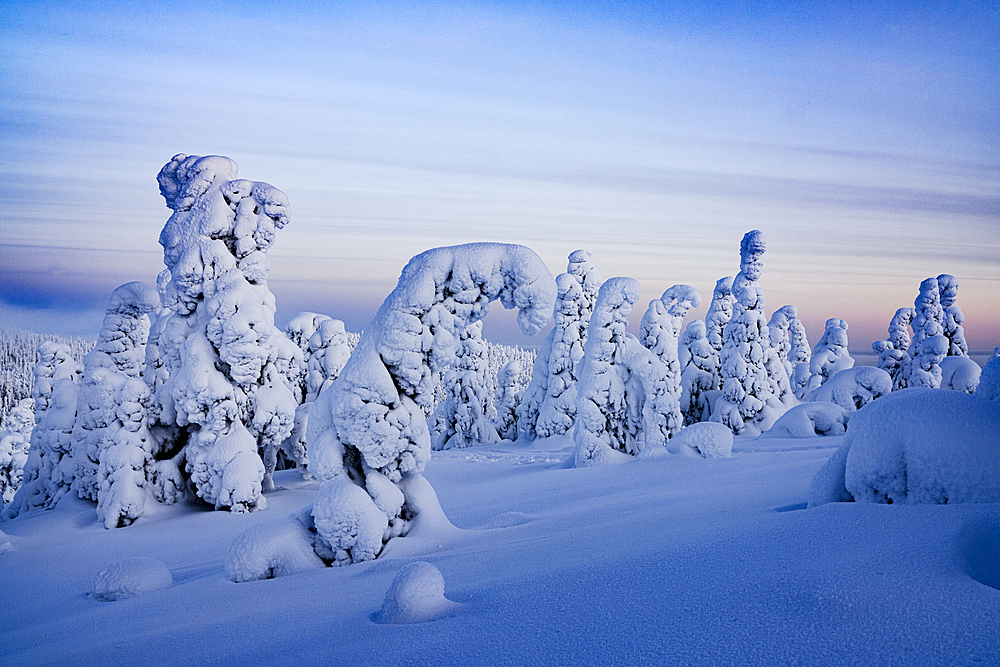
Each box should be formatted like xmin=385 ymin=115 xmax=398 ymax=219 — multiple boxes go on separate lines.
xmin=301 ymin=243 xmax=556 ymax=565
xmin=152 ymin=154 xmax=296 ymax=513
xmin=713 ymin=230 xmax=786 ymax=436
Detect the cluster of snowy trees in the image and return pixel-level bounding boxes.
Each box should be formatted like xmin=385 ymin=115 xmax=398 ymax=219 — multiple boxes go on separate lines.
xmin=0 ymin=328 xmax=92 ymax=417
xmin=2 ymin=154 xmax=997 ymax=573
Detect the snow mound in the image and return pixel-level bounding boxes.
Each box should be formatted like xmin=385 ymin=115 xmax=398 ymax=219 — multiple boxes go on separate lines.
xmin=956 ymin=519 xmax=1000 ymax=592
xmin=89 ymin=557 xmax=173 ymax=601
xmin=669 ymin=422 xmax=733 ymax=458
xmin=811 ymin=389 xmax=1000 ymax=505
xmin=226 ymin=517 xmax=327 ymax=582
xmin=478 ymin=511 xmax=535 ymax=529
xmin=761 ymin=402 xmax=849 ymax=439
xmin=377 ymin=561 xmax=461 ymax=624
xmin=974 ymin=355 xmax=1000 ymax=402
xmin=939 ymin=356 xmax=981 ymax=394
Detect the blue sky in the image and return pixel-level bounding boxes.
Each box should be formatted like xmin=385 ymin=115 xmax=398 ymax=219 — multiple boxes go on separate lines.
xmin=1 ymin=1 xmax=997 ymax=350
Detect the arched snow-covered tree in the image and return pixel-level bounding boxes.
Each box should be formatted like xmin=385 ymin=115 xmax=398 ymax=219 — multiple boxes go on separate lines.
xmin=304 ymin=243 xmax=556 ymax=565
xmin=152 ymin=153 xmax=296 ymax=511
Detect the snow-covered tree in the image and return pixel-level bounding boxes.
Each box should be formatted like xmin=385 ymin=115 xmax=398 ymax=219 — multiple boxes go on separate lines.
xmin=304 ymin=243 xmax=556 ymax=565
xmin=0 ymin=399 xmax=34 ymax=508
xmin=431 ymin=321 xmax=500 ymax=450
xmin=96 ymin=378 xmax=156 ymax=528
xmin=71 ymin=282 xmax=160 ymax=502
xmin=4 ymin=342 xmax=82 ymax=518
xmin=713 ymin=231 xmax=785 ymax=436
xmin=899 ymin=277 xmax=948 ymax=389
xmin=807 ymin=319 xmax=854 ymax=391
xmin=678 ymin=320 xmax=717 ymax=425
xmin=703 ymin=275 xmax=735 ymax=385
xmin=492 ymin=360 xmax=524 ymax=441
xmin=806 ymin=366 xmax=891 ymax=415
xmin=152 ymin=153 xmax=296 ymax=511
xmin=518 ymin=250 xmax=603 ymax=441
xmin=534 ymin=274 xmax=587 ymax=438
xmin=573 ymin=278 xmax=678 ymax=466
xmin=872 ymin=340 xmax=905 ymax=387
xmin=936 ymin=274 xmax=969 ymax=357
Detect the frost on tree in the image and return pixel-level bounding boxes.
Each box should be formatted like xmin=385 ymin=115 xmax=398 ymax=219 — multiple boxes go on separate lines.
xmin=282 ymin=317 xmax=353 ymax=475
xmin=573 ymin=278 xmax=679 ymax=466
xmin=0 ymin=399 xmax=33 ymax=508
xmin=518 ymin=250 xmax=603 ymax=441
xmin=304 ymin=243 xmax=556 ymax=565
xmin=96 ymin=379 xmax=157 ymax=528
xmin=807 ymin=319 xmax=854 ymax=391
xmin=430 ymin=321 xmax=500 ymax=450
xmin=678 ymin=320 xmax=717 ymax=425
xmin=152 ymin=153 xmax=296 ymax=512
xmin=492 ymin=359 xmax=523 ymax=441
xmin=936 ymin=274 xmax=969 ymax=357
xmin=713 ymin=231 xmax=786 ymax=436
xmin=71 ymin=281 xmax=160 ymax=502
xmin=900 ymin=277 xmax=949 ymax=389
xmin=4 ymin=343 xmax=82 ymax=518
xmin=638 ymin=284 xmax=700 ymax=438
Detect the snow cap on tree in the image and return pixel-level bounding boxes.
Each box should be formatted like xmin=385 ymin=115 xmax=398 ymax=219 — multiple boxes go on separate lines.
xmin=305 ymin=243 xmax=556 ymax=565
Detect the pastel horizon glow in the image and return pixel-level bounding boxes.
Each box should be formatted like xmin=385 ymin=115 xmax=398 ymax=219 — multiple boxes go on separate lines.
xmin=1 ymin=1 xmax=997 ymax=353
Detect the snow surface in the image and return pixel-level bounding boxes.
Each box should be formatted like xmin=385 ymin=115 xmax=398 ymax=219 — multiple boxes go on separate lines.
xmin=2 ymin=429 xmax=998 ymax=665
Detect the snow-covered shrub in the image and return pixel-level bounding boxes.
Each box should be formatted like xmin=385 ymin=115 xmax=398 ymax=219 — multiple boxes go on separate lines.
xmin=667 ymin=421 xmax=732 ymax=458
xmin=96 ymin=379 xmax=156 ymax=529
xmin=760 ymin=402 xmax=849 ymax=439
xmin=975 ymin=354 xmax=1000 ymax=403
xmin=573 ymin=278 xmax=678 ymax=466
xmin=679 ymin=320 xmax=717 ymax=425
xmin=518 ymin=250 xmax=602 ymax=441
xmin=639 ymin=284 xmax=701 ymax=433
xmin=4 ymin=343 xmax=82 ymax=518
xmin=810 ymin=389 xmax=1000 ymax=505
xmin=805 ymin=366 xmax=891 ymax=414
xmin=431 ymin=321 xmax=500 ymax=450
xmin=152 ymin=154 xmax=296 ymax=510
xmin=89 ymin=557 xmax=173 ymax=601
xmin=937 ymin=274 xmax=969 ymax=357
xmin=807 ymin=319 xmax=854 ymax=391
xmin=305 ymin=243 xmax=555 ymax=564
xmin=939 ymin=356 xmax=981 ymax=394
xmin=492 ymin=360 xmax=523 ymax=441
xmin=226 ymin=517 xmax=327 ymax=582
xmin=713 ymin=231 xmax=786 ymax=436
xmin=71 ymin=282 xmax=160 ymax=502
xmin=377 ymin=561 xmax=461 ymax=624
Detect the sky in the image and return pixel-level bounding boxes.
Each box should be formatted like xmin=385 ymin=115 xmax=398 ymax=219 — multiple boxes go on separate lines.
xmin=1 ymin=0 xmax=998 ymax=352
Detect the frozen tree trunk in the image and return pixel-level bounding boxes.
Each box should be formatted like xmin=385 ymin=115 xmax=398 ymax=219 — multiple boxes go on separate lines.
xmin=152 ymin=154 xmax=296 ymax=511
xmin=3 ymin=343 xmax=82 ymax=518
xmin=713 ymin=231 xmax=785 ymax=436
xmin=71 ymin=281 xmax=160 ymax=502
xmin=431 ymin=321 xmax=500 ymax=450
xmin=305 ymin=243 xmax=556 ymax=565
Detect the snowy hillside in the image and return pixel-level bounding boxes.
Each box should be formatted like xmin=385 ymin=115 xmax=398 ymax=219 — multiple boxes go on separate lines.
xmin=1 ymin=432 xmax=998 ymax=666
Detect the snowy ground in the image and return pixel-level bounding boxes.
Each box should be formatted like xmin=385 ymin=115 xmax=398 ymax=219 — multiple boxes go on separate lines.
xmin=1 ymin=435 xmax=998 ymax=666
